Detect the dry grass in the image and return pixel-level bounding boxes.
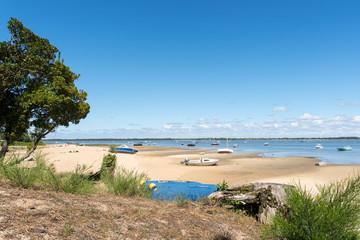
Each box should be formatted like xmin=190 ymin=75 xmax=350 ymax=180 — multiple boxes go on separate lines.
xmin=0 ymin=178 xmax=263 ymax=240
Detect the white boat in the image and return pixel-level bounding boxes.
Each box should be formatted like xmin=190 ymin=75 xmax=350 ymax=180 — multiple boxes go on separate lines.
xmin=264 ymin=142 xmax=269 ymax=146
xmin=233 ymin=144 xmax=238 ymax=148
xmin=180 ymin=158 xmax=219 ymax=166
xmin=315 ymin=144 xmax=323 ymax=149
xmin=217 ymin=138 xmax=233 ymax=154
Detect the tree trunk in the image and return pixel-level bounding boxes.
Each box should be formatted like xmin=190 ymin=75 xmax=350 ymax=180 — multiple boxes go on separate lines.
xmin=19 ymin=128 xmax=53 ymax=161
xmin=0 ymin=138 xmax=9 ymax=158
xmin=19 ymin=135 xmax=42 ymax=161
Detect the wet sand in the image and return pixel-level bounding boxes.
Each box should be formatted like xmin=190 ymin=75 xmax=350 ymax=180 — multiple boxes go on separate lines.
xmin=33 ymin=144 xmax=360 ymax=190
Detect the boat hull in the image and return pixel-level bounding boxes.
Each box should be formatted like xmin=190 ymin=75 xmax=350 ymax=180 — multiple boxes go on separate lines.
xmin=111 ymin=147 xmax=138 ymax=154
xmin=337 ymin=146 xmax=352 ymax=151
xmin=217 ymin=149 xmax=233 ymax=154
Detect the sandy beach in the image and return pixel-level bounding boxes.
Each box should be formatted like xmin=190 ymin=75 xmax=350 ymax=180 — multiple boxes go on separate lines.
xmin=26 ymin=144 xmax=360 ymax=191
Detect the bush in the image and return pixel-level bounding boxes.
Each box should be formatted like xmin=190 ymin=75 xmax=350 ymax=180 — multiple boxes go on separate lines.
xmin=43 ymin=164 xmax=95 ymax=194
xmin=0 ymin=154 xmax=45 ymax=188
xmin=103 ymin=166 xmax=151 ymax=198
xmin=264 ymin=175 xmax=360 ymax=240
xmin=100 ymin=154 xmax=117 ymax=178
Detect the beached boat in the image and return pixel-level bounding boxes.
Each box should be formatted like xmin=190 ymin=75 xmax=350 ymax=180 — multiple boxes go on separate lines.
xmin=133 ymin=143 xmax=142 ymax=146
xmin=110 ymin=145 xmax=138 ymax=154
xmin=315 ymin=161 xmax=327 ymax=166
xmin=217 ymin=138 xmax=233 ymax=154
xmin=180 ymin=157 xmax=219 ymax=166
xmin=315 ymin=144 xmax=323 ymax=149
xmin=337 ymin=146 xmax=352 ymax=151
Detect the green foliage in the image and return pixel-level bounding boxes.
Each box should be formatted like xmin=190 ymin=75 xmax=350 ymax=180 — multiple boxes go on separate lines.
xmin=0 ymin=154 xmax=45 ymax=188
xmin=100 ymin=154 xmax=117 ymax=178
xmin=216 ymin=180 xmax=229 ymax=191
xmin=0 ymin=18 xmax=90 ymax=158
xmin=49 ymin=165 xmax=95 ymax=194
xmin=264 ymin=176 xmax=360 ymax=240
xmin=0 ymin=153 xmax=95 ymax=194
xmin=175 ymin=194 xmax=188 ymax=207
xmin=103 ymin=166 xmax=151 ymax=198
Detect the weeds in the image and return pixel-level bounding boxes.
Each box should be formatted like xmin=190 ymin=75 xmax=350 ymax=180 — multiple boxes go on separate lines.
xmin=103 ymin=166 xmax=151 ymax=198
xmin=264 ymin=175 xmax=360 ymax=239
xmin=0 ymin=154 xmax=44 ymax=188
xmin=175 ymin=194 xmax=188 ymax=207
xmin=47 ymin=165 xmax=96 ymax=194
xmin=216 ymin=180 xmax=229 ymax=191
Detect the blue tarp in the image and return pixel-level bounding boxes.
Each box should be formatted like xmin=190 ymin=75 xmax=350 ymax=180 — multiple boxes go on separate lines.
xmin=144 ymin=180 xmax=218 ymax=201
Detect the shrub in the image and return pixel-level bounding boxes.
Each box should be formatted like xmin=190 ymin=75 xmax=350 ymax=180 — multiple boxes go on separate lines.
xmin=100 ymin=154 xmax=117 ymax=178
xmin=264 ymin=175 xmax=360 ymax=240
xmin=0 ymin=154 xmax=45 ymax=188
xmin=44 ymin=164 xmax=95 ymax=194
xmin=103 ymin=166 xmax=151 ymax=198
xmin=216 ymin=180 xmax=229 ymax=191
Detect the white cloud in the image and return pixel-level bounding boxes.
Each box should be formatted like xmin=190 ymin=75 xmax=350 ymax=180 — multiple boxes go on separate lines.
xmin=273 ymin=106 xmax=289 ymax=112
xmin=291 ymin=122 xmax=299 ymax=127
xmin=199 ymin=124 xmax=209 ymax=129
xmin=340 ymin=102 xmax=360 ymax=107
xmin=354 ymin=116 xmax=360 ymax=122
xmin=299 ymin=113 xmax=323 ymax=120
xmin=162 ymin=124 xmax=173 ymax=129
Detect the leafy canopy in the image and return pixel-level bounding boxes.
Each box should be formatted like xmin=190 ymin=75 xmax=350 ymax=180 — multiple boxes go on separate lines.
xmin=0 ymin=18 xmax=90 ymax=158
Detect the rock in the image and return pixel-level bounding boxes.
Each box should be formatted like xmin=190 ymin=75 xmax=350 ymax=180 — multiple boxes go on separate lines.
xmin=207 ymin=182 xmax=293 ymax=224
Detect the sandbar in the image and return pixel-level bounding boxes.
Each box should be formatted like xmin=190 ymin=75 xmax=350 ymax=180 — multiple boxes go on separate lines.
xmin=26 ymin=144 xmax=360 ymax=190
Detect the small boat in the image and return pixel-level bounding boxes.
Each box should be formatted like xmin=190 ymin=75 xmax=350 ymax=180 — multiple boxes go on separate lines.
xmin=337 ymin=146 xmax=352 ymax=151
xmin=217 ymin=138 xmax=233 ymax=154
xmin=315 ymin=144 xmax=323 ymax=149
xmin=211 ymin=142 xmax=219 ymax=146
xmin=133 ymin=143 xmax=143 ymax=146
xmin=264 ymin=142 xmax=269 ymax=146
xmin=315 ymin=161 xmax=327 ymax=166
xmin=110 ymin=145 xmax=138 ymax=154
xmin=180 ymin=157 xmax=219 ymax=166
xmin=233 ymin=144 xmax=238 ymax=148
xmin=187 ymin=143 xmax=195 ymax=147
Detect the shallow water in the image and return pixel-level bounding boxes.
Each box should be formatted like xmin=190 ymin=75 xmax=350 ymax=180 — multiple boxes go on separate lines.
xmin=44 ymin=139 xmax=360 ymax=165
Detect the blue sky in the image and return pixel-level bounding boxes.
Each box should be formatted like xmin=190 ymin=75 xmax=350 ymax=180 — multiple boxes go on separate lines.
xmin=2 ymin=1 xmax=360 ymax=138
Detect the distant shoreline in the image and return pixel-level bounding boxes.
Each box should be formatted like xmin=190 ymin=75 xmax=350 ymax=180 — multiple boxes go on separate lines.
xmin=43 ymin=137 xmax=360 ymax=141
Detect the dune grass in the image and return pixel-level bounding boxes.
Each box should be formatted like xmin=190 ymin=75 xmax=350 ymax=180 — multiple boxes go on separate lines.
xmin=263 ymin=175 xmax=360 ymax=240
xmin=0 ymin=153 xmax=149 ymax=197
xmin=103 ymin=166 xmax=151 ymax=198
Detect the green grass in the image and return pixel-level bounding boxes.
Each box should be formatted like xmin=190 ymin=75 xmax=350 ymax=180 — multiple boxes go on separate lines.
xmin=263 ymin=175 xmax=360 ymax=240
xmin=0 ymin=154 xmax=44 ymax=188
xmin=43 ymin=164 xmax=96 ymax=194
xmin=103 ymin=166 xmax=151 ymax=198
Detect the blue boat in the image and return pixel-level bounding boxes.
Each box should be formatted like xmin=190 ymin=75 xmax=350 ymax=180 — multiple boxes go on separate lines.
xmin=142 ymin=180 xmax=218 ymax=201
xmin=110 ymin=145 xmax=138 ymax=154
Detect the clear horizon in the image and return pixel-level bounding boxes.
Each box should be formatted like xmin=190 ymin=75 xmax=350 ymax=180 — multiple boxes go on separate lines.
xmin=2 ymin=1 xmax=360 ymax=139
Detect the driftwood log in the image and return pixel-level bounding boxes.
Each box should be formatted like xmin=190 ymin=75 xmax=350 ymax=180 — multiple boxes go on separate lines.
xmin=207 ymin=182 xmax=293 ymax=224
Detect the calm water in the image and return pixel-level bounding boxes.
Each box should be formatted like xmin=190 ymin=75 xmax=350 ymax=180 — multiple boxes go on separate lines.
xmin=44 ymin=139 xmax=360 ymax=165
